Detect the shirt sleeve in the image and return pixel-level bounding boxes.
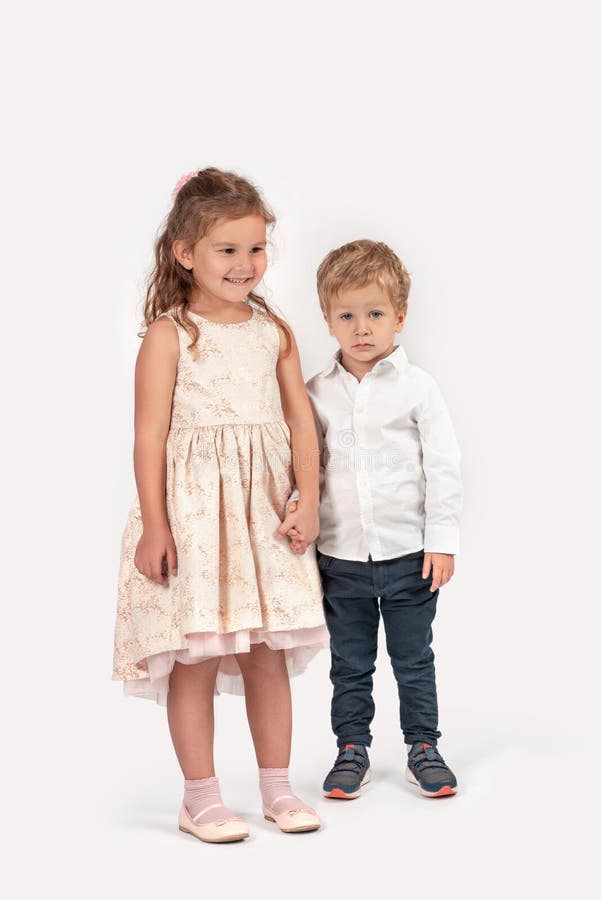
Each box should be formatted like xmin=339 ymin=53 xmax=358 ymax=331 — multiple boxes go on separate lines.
xmin=416 ymin=375 xmax=463 ymax=554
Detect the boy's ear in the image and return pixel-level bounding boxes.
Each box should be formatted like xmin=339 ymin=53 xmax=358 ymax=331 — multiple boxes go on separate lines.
xmin=324 ymin=313 xmax=335 ymax=336
xmin=395 ymin=311 xmax=406 ymax=333
xmin=173 ymin=240 xmax=194 ymax=270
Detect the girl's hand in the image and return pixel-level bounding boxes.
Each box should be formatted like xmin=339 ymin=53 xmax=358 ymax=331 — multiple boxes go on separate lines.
xmin=277 ymin=499 xmax=318 ymax=554
xmin=134 ymin=524 xmax=178 ymax=585
xmin=422 ymin=552 xmax=454 ymax=592
xmin=282 ymin=500 xmax=308 ymax=554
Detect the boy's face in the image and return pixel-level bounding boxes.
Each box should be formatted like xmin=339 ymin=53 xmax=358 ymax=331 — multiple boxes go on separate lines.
xmin=325 ymin=283 xmax=405 ymax=370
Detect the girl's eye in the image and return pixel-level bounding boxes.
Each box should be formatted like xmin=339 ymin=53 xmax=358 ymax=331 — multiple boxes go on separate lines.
xmin=222 ymin=248 xmax=235 ymax=254
xmin=251 ymin=247 xmax=264 ymax=254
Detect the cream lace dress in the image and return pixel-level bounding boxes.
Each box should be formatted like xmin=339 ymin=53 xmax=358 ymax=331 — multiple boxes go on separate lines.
xmin=112 ymin=303 xmax=329 ymax=703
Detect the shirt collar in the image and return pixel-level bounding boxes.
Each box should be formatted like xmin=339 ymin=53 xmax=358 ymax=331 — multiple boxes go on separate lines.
xmin=322 ymin=343 xmax=409 ymax=377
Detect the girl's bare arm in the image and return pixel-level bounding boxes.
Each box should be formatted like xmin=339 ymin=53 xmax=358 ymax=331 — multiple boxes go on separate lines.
xmin=132 ymin=316 xmax=180 ymax=582
xmin=275 ymin=324 xmax=320 ymax=548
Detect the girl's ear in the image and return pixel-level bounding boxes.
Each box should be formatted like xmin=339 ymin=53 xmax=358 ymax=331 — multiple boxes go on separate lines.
xmin=173 ymin=240 xmax=193 ymax=270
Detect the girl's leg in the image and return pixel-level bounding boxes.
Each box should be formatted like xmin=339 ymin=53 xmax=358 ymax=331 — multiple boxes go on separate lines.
xmin=235 ymin=642 xmax=292 ymax=766
xmin=167 ymin=657 xmax=221 ymax=778
xmin=168 ymin=657 xmax=242 ymax=825
xmin=236 ymin=643 xmax=319 ymax=829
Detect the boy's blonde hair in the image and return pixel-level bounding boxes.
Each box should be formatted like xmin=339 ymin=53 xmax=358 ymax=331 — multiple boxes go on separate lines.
xmin=316 ymin=239 xmax=411 ymax=318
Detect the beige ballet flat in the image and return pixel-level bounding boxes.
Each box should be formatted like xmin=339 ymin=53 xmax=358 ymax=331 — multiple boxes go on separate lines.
xmin=262 ymin=795 xmax=321 ymax=833
xmin=178 ymin=804 xmax=250 ymax=843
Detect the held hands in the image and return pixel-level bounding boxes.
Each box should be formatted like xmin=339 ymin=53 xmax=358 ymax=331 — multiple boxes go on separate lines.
xmin=134 ymin=524 xmax=178 ymax=585
xmin=422 ymin=552 xmax=454 ymax=591
xmin=277 ymin=499 xmax=319 ymax=555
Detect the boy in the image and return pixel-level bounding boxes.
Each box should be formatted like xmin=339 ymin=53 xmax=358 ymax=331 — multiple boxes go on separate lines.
xmin=281 ymin=240 xmax=462 ymax=799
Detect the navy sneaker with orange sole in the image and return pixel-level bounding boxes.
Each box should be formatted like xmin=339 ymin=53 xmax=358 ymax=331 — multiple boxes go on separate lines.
xmin=406 ymin=742 xmax=458 ymax=797
xmin=322 ymin=744 xmax=371 ymax=799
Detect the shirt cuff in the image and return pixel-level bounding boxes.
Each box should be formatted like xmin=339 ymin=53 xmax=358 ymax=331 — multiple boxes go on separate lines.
xmin=423 ymin=523 xmax=460 ymax=555
xmin=285 ymin=488 xmax=300 ymax=510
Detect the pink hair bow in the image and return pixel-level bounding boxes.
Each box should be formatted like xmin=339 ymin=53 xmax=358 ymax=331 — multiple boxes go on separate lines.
xmin=171 ymin=170 xmax=198 ymax=199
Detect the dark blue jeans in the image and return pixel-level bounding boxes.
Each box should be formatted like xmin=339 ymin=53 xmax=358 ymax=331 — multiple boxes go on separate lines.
xmin=317 ymin=548 xmax=442 ymax=748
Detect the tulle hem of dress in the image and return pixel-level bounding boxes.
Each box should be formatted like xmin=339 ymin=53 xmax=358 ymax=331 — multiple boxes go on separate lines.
xmin=122 ymin=626 xmax=330 ymax=705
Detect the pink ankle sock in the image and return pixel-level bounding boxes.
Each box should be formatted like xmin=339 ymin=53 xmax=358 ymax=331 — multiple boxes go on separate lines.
xmin=183 ymin=776 xmax=235 ymax=823
xmin=259 ymin=767 xmax=305 ymax=813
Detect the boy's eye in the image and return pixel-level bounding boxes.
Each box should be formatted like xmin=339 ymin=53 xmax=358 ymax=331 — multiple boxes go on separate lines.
xmin=339 ymin=311 xmax=383 ymax=321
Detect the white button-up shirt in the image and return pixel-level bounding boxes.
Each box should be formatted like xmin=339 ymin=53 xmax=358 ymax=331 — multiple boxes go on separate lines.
xmin=292 ymin=344 xmax=462 ymax=562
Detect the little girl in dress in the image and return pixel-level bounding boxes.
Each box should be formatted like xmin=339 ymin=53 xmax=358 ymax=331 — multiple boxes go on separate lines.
xmin=113 ymin=167 xmax=329 ymax=843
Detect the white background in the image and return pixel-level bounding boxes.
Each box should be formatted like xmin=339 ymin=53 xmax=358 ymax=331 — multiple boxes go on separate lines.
xmin=3 ymin=1 xmax=599 ymax=897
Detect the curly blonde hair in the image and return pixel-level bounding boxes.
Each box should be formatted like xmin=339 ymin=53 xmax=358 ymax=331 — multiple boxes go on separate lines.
xmin=316 ymin=240 xmax=411 ymax=318
xmin=140 ymin=167 xmax=291 ymax=354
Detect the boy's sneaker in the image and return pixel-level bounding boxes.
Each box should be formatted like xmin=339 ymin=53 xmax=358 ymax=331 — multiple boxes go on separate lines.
xmin=406 ymin=742 xmax=458 ymax=797
xmin=322 ymin=743 xmax=371 ymax=799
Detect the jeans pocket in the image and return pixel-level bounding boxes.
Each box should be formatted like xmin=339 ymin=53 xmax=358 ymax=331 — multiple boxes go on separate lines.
xmin=316 ymin=550 xmax=335 ymax=570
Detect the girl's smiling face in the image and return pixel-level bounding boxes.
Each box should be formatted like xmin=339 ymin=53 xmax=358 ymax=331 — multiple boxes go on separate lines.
xmin=326 ymin=282 xmax=406 ymax=370
xmin=174 ymin=214 xmax=267 ymax=306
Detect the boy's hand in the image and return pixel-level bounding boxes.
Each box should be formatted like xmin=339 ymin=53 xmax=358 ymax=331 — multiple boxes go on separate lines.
xmin=422 ymin=552 xmax=454 ymax=591
xmin=285 ymin=500 xmax=308 ymax=554
xmin=278 ymin=499 xmax=315 ymax=554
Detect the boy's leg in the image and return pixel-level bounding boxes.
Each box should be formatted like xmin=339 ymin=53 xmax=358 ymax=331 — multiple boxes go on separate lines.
xmin=376 ymin=550 xmax=441 ymax=746
xmin=317 ymin=553 xmax=380 ymax=749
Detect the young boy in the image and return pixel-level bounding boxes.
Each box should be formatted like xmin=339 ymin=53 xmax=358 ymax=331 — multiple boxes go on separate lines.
xmin=281 ymin=240 xmax=462 ymax=799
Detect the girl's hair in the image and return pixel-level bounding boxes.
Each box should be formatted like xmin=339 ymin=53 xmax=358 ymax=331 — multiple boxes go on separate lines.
xmin=316 ymin=239 xmax=411 ymax=318
xmin=140 ymin=167 xmax=291 ymax=355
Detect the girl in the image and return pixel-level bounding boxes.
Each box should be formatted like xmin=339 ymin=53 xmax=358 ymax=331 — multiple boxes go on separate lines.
xmin=113 ymin=167 xmax=329 ymax=843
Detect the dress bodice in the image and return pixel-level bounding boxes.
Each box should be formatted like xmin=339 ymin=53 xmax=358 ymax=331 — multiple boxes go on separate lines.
xmin=159 ymin=304 xmax=285 ymax=429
